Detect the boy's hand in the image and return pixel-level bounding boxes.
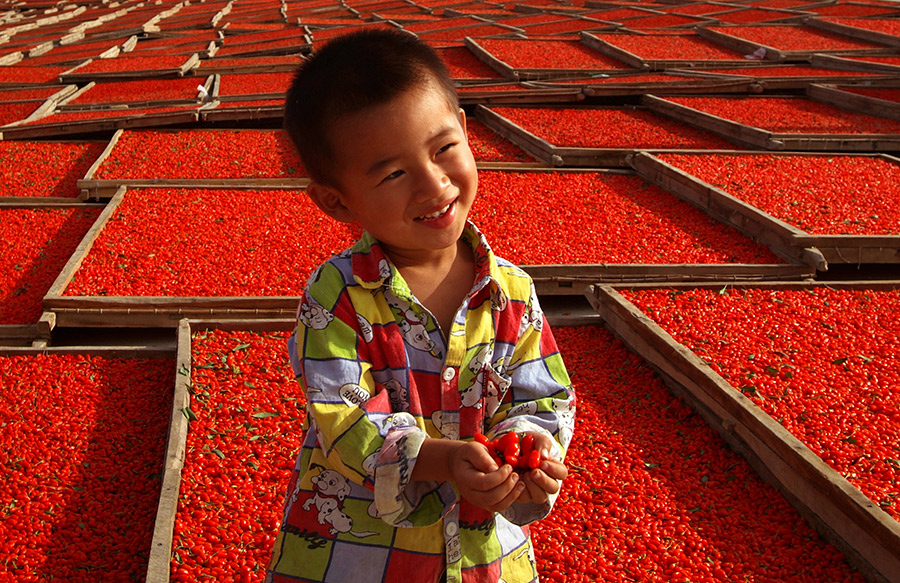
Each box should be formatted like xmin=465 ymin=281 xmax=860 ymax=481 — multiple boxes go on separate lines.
xmin=450 ymin=441 xmax=525 ymax=513
xmin=513 ymin=432 xmax=567 ymax=505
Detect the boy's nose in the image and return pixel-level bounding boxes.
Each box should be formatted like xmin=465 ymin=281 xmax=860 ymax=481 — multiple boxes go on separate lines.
xmin=416 ymin=162 xmax=451 ymax=199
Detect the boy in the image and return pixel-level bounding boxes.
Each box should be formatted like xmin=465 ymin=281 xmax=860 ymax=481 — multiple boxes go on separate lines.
xmin=268 ymin=29 xmax=575 ymax=583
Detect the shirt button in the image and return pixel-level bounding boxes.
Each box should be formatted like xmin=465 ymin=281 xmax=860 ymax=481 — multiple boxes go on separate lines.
xmin=445 ymin=521 xmax=458 ymax=536
xmin=442 ymin=367 xmax=455 ymax=382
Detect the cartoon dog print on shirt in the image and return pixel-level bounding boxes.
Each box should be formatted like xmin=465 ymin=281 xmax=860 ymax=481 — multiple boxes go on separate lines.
xmin=299 ymin=301 xmax=334 ymax=330
xmin=382 ymin=378 xmax=409 ymax=413
xmin=460 ymin=344 xmax=509 ymax=413
xmin=303 ymin=468 xmax=377 ymax=538
xmin=431 ymin=410 xmax=459 ymax=439
xmin=384 ymin=289 xmax=438 ymax=355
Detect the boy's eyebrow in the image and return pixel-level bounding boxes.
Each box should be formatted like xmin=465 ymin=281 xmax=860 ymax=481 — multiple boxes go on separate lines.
xmin=365 ymin=126 xmax=459 ymax=176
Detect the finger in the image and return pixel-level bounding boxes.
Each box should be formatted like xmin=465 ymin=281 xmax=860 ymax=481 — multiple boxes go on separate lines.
xmin=522 ymin=474 xmax=547 ymax=504
xmin=468 ymin=463 xmax=513 ymax=492
xmin=515 ymin=475 xmax=536 ymax=504
xmin=478 ymin=470 xmax=522 ymax=507
xmin=492 ymin=474 xmax=527 ymax=511
xmin=538 ymin=458 xmax=568 ymax=481
xmin=465 ymin=442 xmax=501 ymax=474
xmin=527 ymin=468 xmax=561 ymax=497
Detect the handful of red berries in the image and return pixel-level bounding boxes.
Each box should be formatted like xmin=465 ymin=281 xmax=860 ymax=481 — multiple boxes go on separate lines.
xmin=474 ymin=432 xmax=545 ymax=472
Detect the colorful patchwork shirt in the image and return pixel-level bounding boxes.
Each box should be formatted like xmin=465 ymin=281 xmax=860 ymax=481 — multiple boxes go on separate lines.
xmin=267 ymin=222 xmax=575 ymax=583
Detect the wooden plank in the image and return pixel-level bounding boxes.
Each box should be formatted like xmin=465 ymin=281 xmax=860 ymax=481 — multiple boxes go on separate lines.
xmin=0 ymin=313 xmax=58 ymax=347
xmin=463 ymin=36 xmax=521 ymax=80
xmin=474 ymin=104 xmax=559 ymax=165
xmin=459 ymin=86 xmax=585 ymax=105
xmin=811 ymin=53 xmax=900 ymax=74
xmin=642 ymin=93 xmax=900 ymax=151
xmin=695 ymin=25 xmax=792 ymax=62
xmin=59 ymin=53 xmax=201 ymax=83
xmin=0 ymin=344 xmax=175 ymax=358
xmin=199 ymin=101 xmax=285 ymax=123
xmin=526 ymin=263 xmax=814 ymax=294
xmin=641 ymin=94 xmax=779 ymax=149
xmin=630 ymin=151 xmax=900 ymax=265
xmin=807 ymin=16 xmax=900 ymax=49
xmin=44 ymin=186 xmax=125 ymax=303
xmin=586 ymin=282 xmax=900 ymax=583
xmin=581 ymin=31 xmax=752 ymax=71
xmin=793 ymin=238 xmax=900 ymax=264
xmin=579 ymin=31 xmax=650 ymax=70
xmin=78 ymin=178 xmax=310 ymax=201
xmin=668 ymin=65 xmax=900 ymax=91
xmin=0 ymin=325 xmax=47 ymax=347
xmin=146 ymin=319 xmax=191 ymax=583
xmin=0 ymin=109 xmax=201 ymax=140
xmin=183 ymin=318 xmax=296 ymax=332
xmin=477 ymin=103 xmax=758 ymax=167
xmin=79 ymin=128 xmax=122 ymax=198
xmin=48 ymin=304 xmax=302 ymax=328
xmin=629 ymin=151 xmax=808 ymax=262
xmin=808 ymin=82 xmax=900 ymax=121
xmin=570 ymin=76 xmax=762 ymax=97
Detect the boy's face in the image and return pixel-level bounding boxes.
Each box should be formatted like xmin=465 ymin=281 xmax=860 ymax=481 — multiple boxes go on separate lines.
xmin=308 ymin=78 xmax=478 ymax=266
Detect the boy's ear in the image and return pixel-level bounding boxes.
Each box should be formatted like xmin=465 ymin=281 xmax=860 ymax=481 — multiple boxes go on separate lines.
xmin=458 ymin=108 xmax=468 ymax=140
xmin=307 ymin=181 xmax=355 ymax=224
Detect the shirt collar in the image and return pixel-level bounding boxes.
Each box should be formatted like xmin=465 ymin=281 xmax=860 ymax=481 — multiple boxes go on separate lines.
xmin=350 ymin=221 xmax=500 ymax=297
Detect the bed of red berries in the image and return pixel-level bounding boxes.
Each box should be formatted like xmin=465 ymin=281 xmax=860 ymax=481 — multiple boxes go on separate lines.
xmin=706 ymin=7 xmax=805 ymax=25
xmin=821 ymin=17 xmax=900 ymax=37
xmin=0 ymin=87 xmax=66 ymax=102
xmin=706 ymin=24 xmax=889 ymax=51
xmin=195 ymin=56 xmax=302 ymax=73
xmin=214 ymin=37 xmax=310 ymax=59
xmin=614 ymin=13 xmax=709 ymax=28
xmin=843 ymin=55 xmax=900 ymax=66
xmin=813 ymin=4 xmax=900 ymax=17
xmin=91 ymin=130 xmax=304 ymax=180
xmin=0 ymin=353 xmax=173 ymax=582
xmin=435 ymin=46 xmax=500 ymax=79
xmin=466 ymin=118 xmax=535 ymax=163
xmin=216 ymin=72 xmax=294 ymax=97
xmin=489 ymin=106 xmax=741 ymax=150
xmin=170 ymin=329 xmax=303 ymax=583
xmin=692 ymin=65 xmax=885 ymax=78
xmin=533 ymin=325 xmax=865 ymax=582
xmin=0 ymin=66 xmax=68 ymax=86
xmin=23 ymin=105 xmax=198 ymax=126
xmin=841 ymin=86 xmax=900 ymax=103
xmin=587 ymin=33 xmax=745 ymax=61
xmin=0 ymin=141 xmax=106 ymax=198
xmin=63 ymin=188 xmax=357 ymax=297
xmin=1 ymin=207 xmax=101 ymax=325
xmin=472 ymin=171 xmax=781 ymax=265
xmin=0 ymin=102 xmax=42 ymax=127
xmin=67 ymin=55 xmax=194 ymax=75
xmin=473 ymin=38 xmax=632 ymax=71
xmin=663 ymin=96 xmax=900 ymax=134
xmin=655 ymin=153 xmax=900 ymax=235
xmin=164 ymin=325 xmax=865 ymax=582
xmin=620 ymin=287 xmax=900 ymax=519
xmin=66 ymin=77 xmax=205 ymax=106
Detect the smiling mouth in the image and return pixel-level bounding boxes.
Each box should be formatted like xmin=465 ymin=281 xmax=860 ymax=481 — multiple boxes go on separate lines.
xmin=416 ymin=201 xmax=453 ymax=221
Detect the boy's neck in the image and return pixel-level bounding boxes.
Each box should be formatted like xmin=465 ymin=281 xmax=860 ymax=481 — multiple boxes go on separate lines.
xmin=391 ymin=240 xmax=476 ymax=334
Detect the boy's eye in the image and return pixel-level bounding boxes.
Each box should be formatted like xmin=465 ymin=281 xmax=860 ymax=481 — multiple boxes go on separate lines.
xmin=380 ymin=170 xmax=404 ymax=184
xmin=436 ymin=142 xmax=455 ymax=155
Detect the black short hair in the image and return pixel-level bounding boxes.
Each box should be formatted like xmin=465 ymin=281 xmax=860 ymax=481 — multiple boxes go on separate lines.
xmin=283 ymin=28 xmax=459 ymax=186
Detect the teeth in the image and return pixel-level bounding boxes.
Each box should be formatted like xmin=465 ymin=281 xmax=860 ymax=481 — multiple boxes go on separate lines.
xmin=419 ymin=202 xmax=451 ymax=220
